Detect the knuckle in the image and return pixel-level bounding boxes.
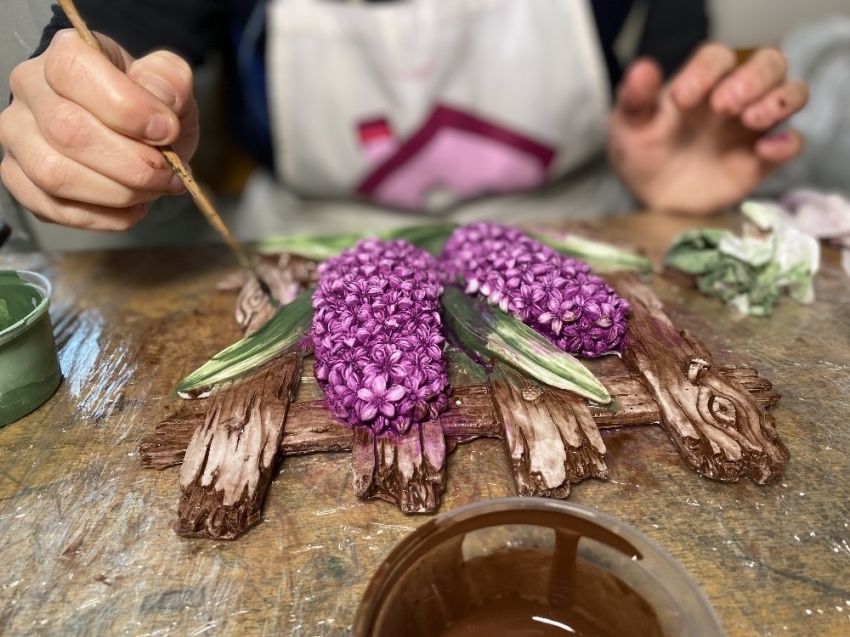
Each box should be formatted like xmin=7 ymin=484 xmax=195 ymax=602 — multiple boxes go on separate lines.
xmin=160 ymin=51 xmax=193 ymax=83
xmin=110 ymin=91 xmax=141 ymax=122
xmin=43 ymin=43 xmax=78 ymax=83
xmin=30 ymin=150 xmax=71 ymax=195
xmin=148 ymin=52 xmax=195 ymax=112
xmin=45 ymin=204 xmax=77 ymax=228
xmin=128 ymin=152 xmax=170 ymax=190
xmin=114 ymin=190 xmax=142 ymax=208
xmin=0 ymin=108 xmax=11 ymax=148
xmin=124 ymin=169 xmax=154 ymax=193
xmin=0 ymin=156 xmax=18 ymax=192
xmin=7 ymin=60 xmax=36 ymax=99
xmin=43 ymin=102 xmax=92 ymax=151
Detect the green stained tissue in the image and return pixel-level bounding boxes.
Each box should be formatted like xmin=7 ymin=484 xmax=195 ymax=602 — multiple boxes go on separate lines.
xmin=0 ymin=271 xmax=42 ymax=332
xmin=0 ymin=299 xmax=12 ymax=332
xmin=664 ymin=201 xmax=820 ymax=317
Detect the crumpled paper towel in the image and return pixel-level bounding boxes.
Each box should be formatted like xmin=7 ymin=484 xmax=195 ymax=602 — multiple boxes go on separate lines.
xmin=664 ymin=200 xmax=820 ymax=316
xmin=777 ymin=190 xmax=850 ymax=277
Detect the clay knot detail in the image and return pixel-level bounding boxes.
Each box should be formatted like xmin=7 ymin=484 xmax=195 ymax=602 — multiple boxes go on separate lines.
xmin=521 ymin=386 xmax=545 ymax=403
xmin=687 ymin=358 xmax=710 ymax=384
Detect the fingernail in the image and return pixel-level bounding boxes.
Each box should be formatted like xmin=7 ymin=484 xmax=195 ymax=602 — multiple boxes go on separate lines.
xmin=768 ymin=131 xmax=792 ymax=143
xmin=145 ymin=114 xmax=169 ymax=142
xmin=746 ymin=104 xmax=768 ymax=127
xmin=166 ymin=173 xmax=186 ymax=194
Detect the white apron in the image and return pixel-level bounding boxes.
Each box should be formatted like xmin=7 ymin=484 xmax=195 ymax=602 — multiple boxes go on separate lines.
xmin=266 ymin=0 xmax=611 ymax=214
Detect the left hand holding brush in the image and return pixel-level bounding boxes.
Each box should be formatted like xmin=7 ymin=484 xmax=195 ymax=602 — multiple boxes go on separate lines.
xmin=0 ymin=30 xmax=198 ymax=230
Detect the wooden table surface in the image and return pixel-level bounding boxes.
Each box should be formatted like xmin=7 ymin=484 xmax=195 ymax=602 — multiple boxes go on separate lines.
xmin=1 ymin=213 xmax=849 ymax=636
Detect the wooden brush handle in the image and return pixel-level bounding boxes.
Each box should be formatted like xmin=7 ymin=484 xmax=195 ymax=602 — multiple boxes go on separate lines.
xmin=56 ymin=0 xmax=261 ymax=276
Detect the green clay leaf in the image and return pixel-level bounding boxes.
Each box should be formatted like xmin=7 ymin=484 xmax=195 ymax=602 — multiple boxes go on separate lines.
xmin=529 ymin=229 xmax=654 ymax=274
xmin=254 ymin=223 xmax=458 ymax=260
xmin=254 ymin=233 xmax=364 ymax=260
xmin=176 ymin=289 xmax=314 ymax=396
xmin=663 ymin=203 xmax=820 ymax=317
xmin=441 ymin=286 xmax=611 ymax=404
xmin=663 ymin=228 xmax=730 ymax=274
xmin=381 ymin=223 xmax=458 ymax=256
xmin=0 ymin=299 xmax=12 ymax=332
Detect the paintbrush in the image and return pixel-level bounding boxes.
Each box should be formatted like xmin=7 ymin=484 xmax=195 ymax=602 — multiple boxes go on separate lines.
xmin=57 ymin=0 xmax=274 ymax=300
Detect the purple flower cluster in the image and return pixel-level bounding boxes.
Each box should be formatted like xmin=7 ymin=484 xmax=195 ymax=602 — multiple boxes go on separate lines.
xmin=441 ymin=222 xmax=629 ymax=357
xmin=312 ymin=239 xmax=450 ymax=434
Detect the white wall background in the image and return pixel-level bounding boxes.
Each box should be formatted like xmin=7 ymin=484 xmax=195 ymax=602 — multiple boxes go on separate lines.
xmin=709 ymin=0 xmax=850 ymax=48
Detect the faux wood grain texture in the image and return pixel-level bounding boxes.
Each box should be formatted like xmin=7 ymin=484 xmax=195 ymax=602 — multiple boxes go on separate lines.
xmin=176 ymin=355 xmax=302 ymax=539
xmin=609 ymin=272 xmax=790 ymax=484
xmin=138 ymin=368 xmax=778 ymax=470
xmin=489 ymin=364 xmax=607 ymax=498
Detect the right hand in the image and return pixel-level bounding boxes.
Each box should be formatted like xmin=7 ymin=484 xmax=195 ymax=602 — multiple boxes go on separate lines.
xmin=0 ymin=30 xmax=199 ymax=231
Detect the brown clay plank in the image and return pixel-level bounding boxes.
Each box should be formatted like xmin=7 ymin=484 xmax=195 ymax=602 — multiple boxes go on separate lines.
xmin=591 ymin=373 xmax=660 ymax=427
xmin=351 ymin=421 xmax=447 ymax=513
xmin=438 ymin=384 xmax=500 ymax=442
xmin=489 ymin=364 xmax=607 ymax=498
xmin=139 ymin=367 xmax=778 ymax=469
xmin=351 ymin=426 xmax=376 ymax=499
xmin=175 ymin=354 xmax=302 ymax=539
xmin=228 ymin=254 xmax=319 ymax=335
xmin=282 ymin=400 xmax=353 ymax=455
xmin=607 ymin=272 xmax=790 ymax=484
xmin=717 ymin=363 xmax=782 ymax=410
xmin=545 ymin=388 xmax=608 ymax=483
xmin=139 ymin=415 xmax=204 ymax=470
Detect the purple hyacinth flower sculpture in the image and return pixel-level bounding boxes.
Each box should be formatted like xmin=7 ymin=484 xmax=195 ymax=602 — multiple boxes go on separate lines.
xmin=441 ymin=222 xmax=629 ymax=357
xmin=312 ymin=239 xmax=451 ymax=434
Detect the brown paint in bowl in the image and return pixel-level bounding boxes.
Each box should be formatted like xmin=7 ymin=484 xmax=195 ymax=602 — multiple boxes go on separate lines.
xmin=354 ymin=498 xmax=725 ymax=637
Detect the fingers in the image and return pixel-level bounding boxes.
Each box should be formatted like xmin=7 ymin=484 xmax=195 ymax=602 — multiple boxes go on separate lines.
xmin=755 ymin=129 xmax=804 ymax=165
xmin=1 ymin=156 xmax=149 ymax=232
xmin=0 ymin=32 xmax=199 ymax=232
xmin=11 ymin=62 xmax=182 ymax=195
xmin=670 ymin=43 xmax=738 ymax=109
xmin=669 ymin=43 xmax=806 ymax=130
xmin=1 ymin=105 xmax=178 ymax=208
xmin=40 ymin=31 xmax=187 ymax=145
xmin=710 ymin=48 xmax=788 ymax=116
xmin=126 ymin=50 xmax=195 ymax=118
xmin=615 ymin=58 xmax=664 ymax=122
xmin=741 ymin=80 xmax=809 ymax=130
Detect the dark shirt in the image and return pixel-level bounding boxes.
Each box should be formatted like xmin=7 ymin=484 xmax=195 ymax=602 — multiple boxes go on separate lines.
xmin=36 ymin=1 xmax=707 ymax=169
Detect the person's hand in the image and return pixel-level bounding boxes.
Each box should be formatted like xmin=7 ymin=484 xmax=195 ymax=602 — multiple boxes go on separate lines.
xmin=0 ymin=30 xmax=199 ymax=230
xmin=609 ymin=44 xmax=808 ymax=215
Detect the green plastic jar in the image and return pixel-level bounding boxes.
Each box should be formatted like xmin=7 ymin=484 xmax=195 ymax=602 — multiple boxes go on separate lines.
xmin=0 ymin=270 xmax=61 ymax=427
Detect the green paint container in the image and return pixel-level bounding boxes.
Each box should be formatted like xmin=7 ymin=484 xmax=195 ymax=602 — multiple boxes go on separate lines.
xmin=0 ymin=270 xmax=61 ymax=427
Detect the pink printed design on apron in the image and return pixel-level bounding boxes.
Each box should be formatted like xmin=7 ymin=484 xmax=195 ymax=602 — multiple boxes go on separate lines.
xmin=356 ymin=105 xmax=556 ymax=211
xmin=357 ymin=117 xmax=399 ymax=167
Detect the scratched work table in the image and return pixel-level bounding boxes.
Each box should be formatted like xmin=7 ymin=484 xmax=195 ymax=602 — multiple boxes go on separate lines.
xmin=0 ymin=213 xmax=848 ymax=636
